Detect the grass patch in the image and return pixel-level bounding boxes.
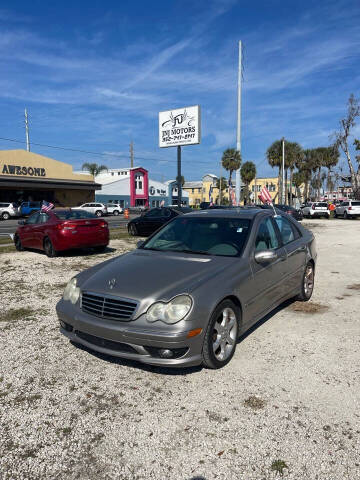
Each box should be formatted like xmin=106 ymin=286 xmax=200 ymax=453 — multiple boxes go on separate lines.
xmin=289 ymin=301 xmax=329 ymax=314
xmin=347 ymin=284 xmax=360 ymax=290
xmin=0 ymin=236 xmax=13 ymax=245
xmin=244 ymin=395 xmax=266 ymax=410
xmin=0 ymin=245 xmax=15 ymax=254
xmin=0 ymin=307 xmax=47 ymax=323
xmin=271 ymin=460 xmax=288 ymax=476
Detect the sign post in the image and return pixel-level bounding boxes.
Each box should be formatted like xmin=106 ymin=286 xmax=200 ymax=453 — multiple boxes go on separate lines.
xmin=159 ymin=105 xmax=201 ymax=207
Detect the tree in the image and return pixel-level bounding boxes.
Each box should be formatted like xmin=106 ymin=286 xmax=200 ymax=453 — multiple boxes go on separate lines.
xmin=221 ymin=148 xmax=241 ymax=204
xmin=215 ymin=177 xmax=228 ymax=205
xmin=82 ymin=162 xmax=108 ymax=177
xmin=354 ymin=139 xmax=360 ymax=167
xmin=240 ymin=161 xmax=256 ymax=205
xmin=293 ymin=170 xmax=306 ymax=203
xmin=321 ymin=145 xmax=339 ymax=198
xmin=266 ymin=140 xmax=303 ymax=204
xmin=334 ymin=94 xmax=360 ymax=198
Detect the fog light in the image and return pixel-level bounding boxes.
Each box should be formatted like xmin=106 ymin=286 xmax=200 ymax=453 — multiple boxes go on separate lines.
xmin=158 ymin=349 xmax=174 ymax=359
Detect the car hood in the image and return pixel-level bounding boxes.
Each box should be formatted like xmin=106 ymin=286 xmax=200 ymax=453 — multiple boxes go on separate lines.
xmin=79 ymin=249 xmax=234 ymax=311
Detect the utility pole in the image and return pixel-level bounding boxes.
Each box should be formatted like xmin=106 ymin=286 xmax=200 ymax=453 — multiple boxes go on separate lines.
xmin=219 ymin=169 xmax=222 ymax=205
xmin=254 ymin=176 xmax=257 ymax=205
xmin=235 ymin=40 xmax=242 ymax=206
xmin=282 ymin=137 xmax=285 ymax=204
xmin=130 ymin=141 xmax=134 ymax=168
xmin=177 ymin=146 xmax=182 ymax=207
xmin=25 ymin=108 xmax=30 ymax=152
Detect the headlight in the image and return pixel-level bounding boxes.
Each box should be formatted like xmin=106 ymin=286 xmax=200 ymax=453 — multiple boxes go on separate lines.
xmin=146 ymin=295 xmax=192 ymax=324
xmin=63 ymin=277 xmax=80 ymax=305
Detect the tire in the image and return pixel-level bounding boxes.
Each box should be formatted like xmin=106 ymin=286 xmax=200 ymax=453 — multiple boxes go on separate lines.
xmin=296 ymin=262 xmax=315 ymax=302
xmin=14 ymin=235 xmax=24 ymax=251
xmin=95 ymin=210 xmax=102 ymax=217
xmin=113 ymin=210 xmax=119 ymax=216
xmin=94 ymin=245 xmax=107 ymax=253
xmin=128 ymin=224 xmax=138 ymax=236
xmin=44 ymin=237 xmax=58 ymax=258
xmin=334 ymin=212 xmax=338 ymax=218
xmin=202 ymin=299 xmax=240 ymax=369
xmin=344 ymin=211 xmax=348 ymax=219
xmin=2 ymin=212 xmax=10 ymax=220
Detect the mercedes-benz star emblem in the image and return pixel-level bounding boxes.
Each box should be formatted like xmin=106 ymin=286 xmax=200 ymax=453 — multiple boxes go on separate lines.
xmin=108 ymin=278 xmax=116 ymax=289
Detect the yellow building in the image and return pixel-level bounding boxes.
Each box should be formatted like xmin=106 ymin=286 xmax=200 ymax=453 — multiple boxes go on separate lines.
xmin=248 ymin=177 xmax=279 ymax=203
xmin=0 ymin=150 xmax=101 ymax=206
xmin=183 ymin=174 xmax=230 ymax=206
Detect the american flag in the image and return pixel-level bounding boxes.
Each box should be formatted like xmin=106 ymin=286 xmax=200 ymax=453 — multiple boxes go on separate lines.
xmin=228 ymin=179 xmax=236 ymax=206
xmin=41 ymin=200 xmax=54 ymax=212
xmin=209 ymin=184 xmax=213 ymax=205
xmin=160 ymin=200 xmax=165 ymax=207
xmin=258 ymin=186 xmax=273 ymax=205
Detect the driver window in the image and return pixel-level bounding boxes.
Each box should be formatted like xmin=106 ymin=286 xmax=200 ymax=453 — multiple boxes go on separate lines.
xmin=255 ymin=218 xmax=279 ymax=251
xmin=39 ymin=213 xmax=49 ymax=223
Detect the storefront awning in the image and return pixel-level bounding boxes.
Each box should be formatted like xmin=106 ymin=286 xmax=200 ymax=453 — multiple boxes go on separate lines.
xmin=0 ymin=176 xmax=101 ymax=190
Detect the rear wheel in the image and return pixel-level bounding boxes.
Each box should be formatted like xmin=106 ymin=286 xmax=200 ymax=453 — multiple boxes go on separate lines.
xmin=344 ymin=211 xmax=348 ymax=219
xmin=202 ymin=300 xmax=240 ymax=369
xmin=14 ymin=235 xmax=24 ymax=251
xmin=128 ymin=224 xmax=138 ymax=236
xmin=113 ymin=210 xmax=119 ymax=216
xmin=44 ymin=237 xmax=58 ymax=258
xmin=95 ymin=210 xmax=102 ymax=217
xmin=2 ymin=212 xmax=10 ymax=220
xmin=296 ymin=262 xmax=314 ymax=302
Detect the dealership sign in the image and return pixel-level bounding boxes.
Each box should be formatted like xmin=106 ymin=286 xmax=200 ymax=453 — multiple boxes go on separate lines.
xmin=1 ymin=164 xmax=46 ymax=176
xmin=159 ymin=105 xmax=201 ymax=148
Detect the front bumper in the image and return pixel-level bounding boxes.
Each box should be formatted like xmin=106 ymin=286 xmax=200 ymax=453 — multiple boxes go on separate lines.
xmin=56 ymin=302 xmax=203 ymax=368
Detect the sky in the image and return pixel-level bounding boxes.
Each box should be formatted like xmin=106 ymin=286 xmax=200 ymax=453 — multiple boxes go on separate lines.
xmin=0 ymin=0 xmax=359 ymax=182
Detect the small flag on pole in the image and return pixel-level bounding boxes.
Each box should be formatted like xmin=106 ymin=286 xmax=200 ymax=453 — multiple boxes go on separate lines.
xmin=229 ymin=180 xmax=236 ymax=206
xmin=258 ymin=186 xmax=272 ymax=204
xmin=160 ymin=200 xmax=165 ymax=207
xmin=41 ymin=200 xmax=54 ymax=212
xmin=209 ymin=185 xmax=213 ymax=205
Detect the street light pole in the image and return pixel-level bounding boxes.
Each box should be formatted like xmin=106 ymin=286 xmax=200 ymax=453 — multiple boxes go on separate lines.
xmin=177 ymin=146 xmax=182 ymax=207
xmin=282 ymin=137 xmax=285 ymax=204
xmin=235 ymin=40 xmax=242 ymax=206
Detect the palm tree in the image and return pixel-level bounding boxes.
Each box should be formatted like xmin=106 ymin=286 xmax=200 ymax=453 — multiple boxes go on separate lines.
xmin=240 ymin=161 xmax=256 ymax=205
xmin=292 ymin=170 xmax=306 ymax=203
xmin=322 ymin=145 xmax=339 ymax=198
xmin=266 ymin=140 xmax=283 ymax=203
xmin=221 ymin=149 xmax=241 ymax=205
xmin=286 ymin=142 xmax=303 ymax=205
xmin=82 ymin=162 xmax=108 ymax=177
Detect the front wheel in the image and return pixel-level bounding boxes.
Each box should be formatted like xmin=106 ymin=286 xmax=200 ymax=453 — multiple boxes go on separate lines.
xmin=113 ymin=210 xmax=119 ymax=216
xmin=296 ymin=262 xmax=314 ymax=302
xmin=128 ymin=224 xmax=138 ymax=236
xmin=14 ymin=235 xmax=24 ymax=251
xmin=95 ymin=210 xmax=102 ymax=217
xmin=2 ymin=212 xmax=10 ymax=220
xmin=44 ymin=237 xmax=58 ymax=258
xmin=202 ymin=300 xmax=240 ymax=369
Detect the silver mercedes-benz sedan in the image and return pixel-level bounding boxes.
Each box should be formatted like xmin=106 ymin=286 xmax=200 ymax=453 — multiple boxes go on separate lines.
xmin=56 ymin=208 xmax=317 ymax=369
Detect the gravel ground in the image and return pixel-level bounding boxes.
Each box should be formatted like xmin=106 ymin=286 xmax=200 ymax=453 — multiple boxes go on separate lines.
xmin=0 ymin=220 xmax=359 ymax=480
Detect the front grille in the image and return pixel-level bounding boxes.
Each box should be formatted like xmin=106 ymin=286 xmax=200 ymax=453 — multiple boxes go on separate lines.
xmin=75 ymin=330 xmax=138 ymax=354
xmin=81 ymin=292 xmax=137 ymax=321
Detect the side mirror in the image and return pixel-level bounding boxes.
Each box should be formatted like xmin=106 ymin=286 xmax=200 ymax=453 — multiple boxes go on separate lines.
xmin=18 ymin=220 xmax=25 ymax=225
xmin=136 ymin=240 xmax=144 ymax=248
xmin=254 ymin=250 xmax=277 ymax=264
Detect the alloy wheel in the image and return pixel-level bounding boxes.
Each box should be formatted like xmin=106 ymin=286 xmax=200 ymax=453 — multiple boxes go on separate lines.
xmin=304 ymin=264 xmax=314 ymax=297
xmin=212 ymin=307 xmax=237 ymax=362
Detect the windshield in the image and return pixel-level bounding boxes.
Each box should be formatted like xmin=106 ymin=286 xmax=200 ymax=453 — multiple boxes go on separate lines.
xmin=142 ymin=217 xmax=251 ymax=257
xmin=54 ymin=210 xmax=97 ymax=220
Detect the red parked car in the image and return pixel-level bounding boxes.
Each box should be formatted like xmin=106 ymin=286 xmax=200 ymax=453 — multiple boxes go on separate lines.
xmin=14 ymin=209 xmax=109 ymax=257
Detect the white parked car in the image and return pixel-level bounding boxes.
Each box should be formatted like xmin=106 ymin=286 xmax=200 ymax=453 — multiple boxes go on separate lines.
xmin=335 ymin=200 xmax=360 ymax=219
xmin=0 ymin=202 xmax=20 ymax=220
xmin=302 ymin=202 xmax=330 ymax=218
xmin=106 ymin=203 xmax=123 ymax=216
xmin=72 ymin=203 xmax=107 ymax=217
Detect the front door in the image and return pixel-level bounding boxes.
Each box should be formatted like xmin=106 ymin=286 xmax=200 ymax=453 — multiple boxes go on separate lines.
xmin=247 ymin=216 xmax=287 ymax=324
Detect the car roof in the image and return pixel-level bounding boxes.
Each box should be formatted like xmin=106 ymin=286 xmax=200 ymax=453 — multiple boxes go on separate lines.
xmin=182 ymin=207 xmax=270 ymax=220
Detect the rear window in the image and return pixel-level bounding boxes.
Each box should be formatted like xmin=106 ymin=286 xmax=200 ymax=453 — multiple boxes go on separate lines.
xmin=0 ymin=203 xmax=10 ymax=207
xmin=317 ymin=203 xmax=328 ymax=207
xmin=351 ymin=201 xmax=360 ymax=206
xmin=55 ymin=210 xmax=97 ymax=220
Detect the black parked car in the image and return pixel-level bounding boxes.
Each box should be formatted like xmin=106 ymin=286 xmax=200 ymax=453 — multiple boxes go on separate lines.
xmin=127 ymin=207 xmax=192 ymax=236
xmin=262 ymin=204 xmax=303 ymax=221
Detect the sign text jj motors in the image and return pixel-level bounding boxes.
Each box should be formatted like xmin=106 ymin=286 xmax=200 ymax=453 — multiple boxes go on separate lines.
xmin=159 ymin=105 xmax=201 ymax=148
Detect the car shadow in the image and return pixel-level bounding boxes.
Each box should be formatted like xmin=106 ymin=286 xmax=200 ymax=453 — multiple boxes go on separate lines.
xmin=68 ymin=298 xmax=296 ymax=376
xmin=24 ymin=246 xmax=117 ymax=257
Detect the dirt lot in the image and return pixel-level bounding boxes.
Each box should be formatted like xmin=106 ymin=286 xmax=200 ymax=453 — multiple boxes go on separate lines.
xmin=0 ymin=219 xmax=359 ymax=480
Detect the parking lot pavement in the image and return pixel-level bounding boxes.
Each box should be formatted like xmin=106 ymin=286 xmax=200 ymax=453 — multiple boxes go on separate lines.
xmin=0 ymin=219 xmax=359 ymax=480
